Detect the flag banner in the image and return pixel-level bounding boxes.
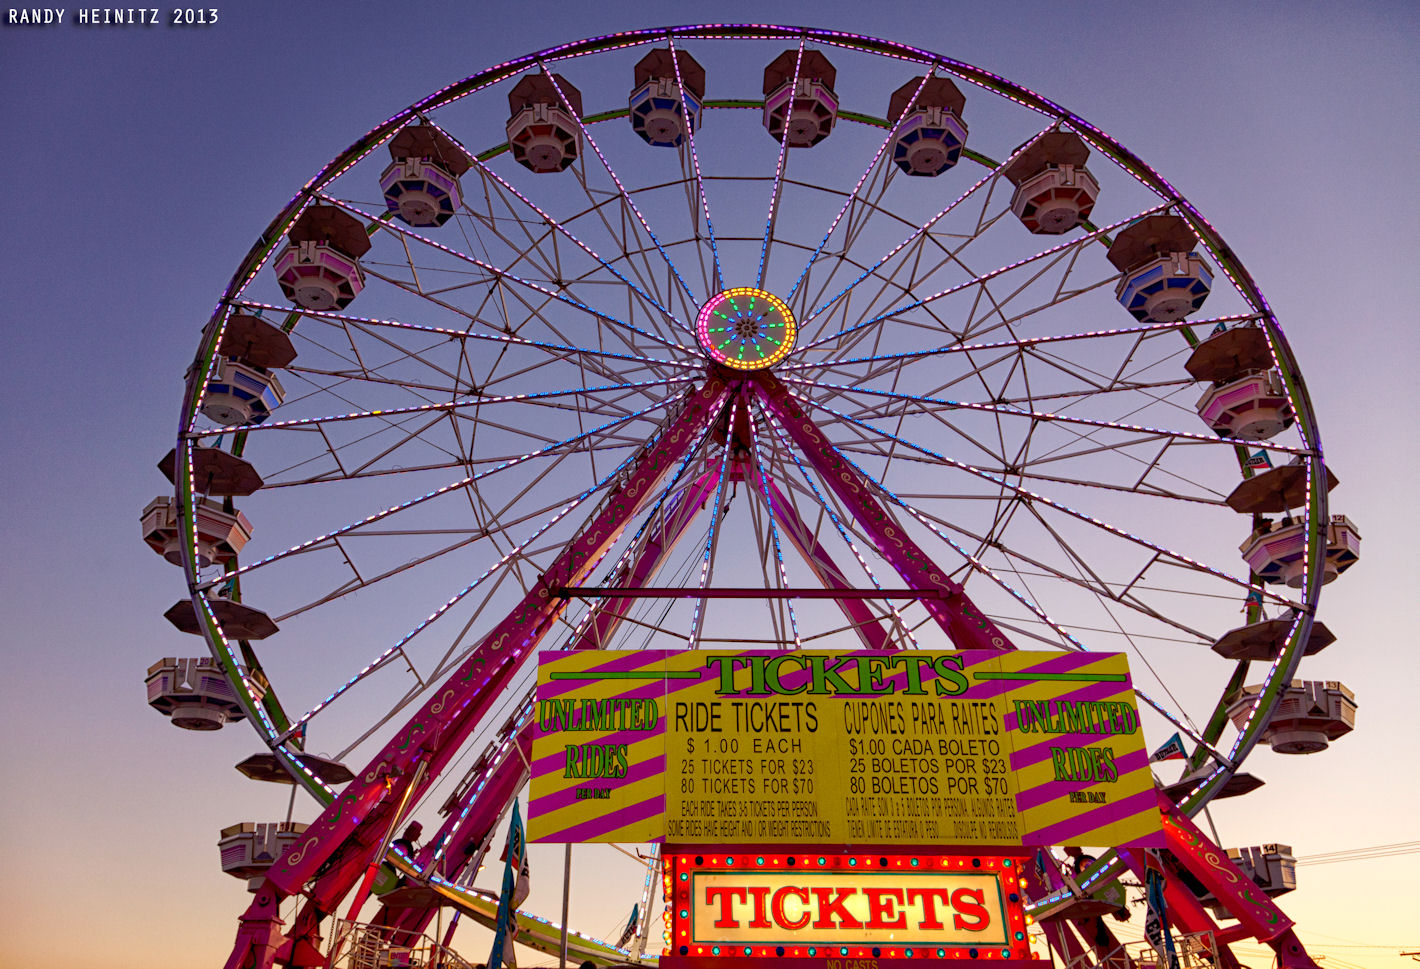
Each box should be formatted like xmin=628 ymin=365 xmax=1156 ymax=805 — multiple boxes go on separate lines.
xmin=1033 ymin=849 xmax=1051 ymax=887
xmin=488 ymin=801 xmax=527 ymax=969
xmin=1246 ymin=449 xmax=1272 ymax=470
xmin=1150 ymin=732 xmax=1187 ymax=762
xmin=615 ymin=903 xmax=639 ymax=949
xmin=1146 ymin=867 xmax=1178 ymax=968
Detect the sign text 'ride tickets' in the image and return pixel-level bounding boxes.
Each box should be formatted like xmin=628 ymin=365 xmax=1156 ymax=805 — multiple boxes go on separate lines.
xmin=529 ymin=650 xmax=1164 ymax=848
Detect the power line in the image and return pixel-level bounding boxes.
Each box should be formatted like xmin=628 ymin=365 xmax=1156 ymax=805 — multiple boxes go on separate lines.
xmin=1295 ymin=840 xmax=1420 ymax=866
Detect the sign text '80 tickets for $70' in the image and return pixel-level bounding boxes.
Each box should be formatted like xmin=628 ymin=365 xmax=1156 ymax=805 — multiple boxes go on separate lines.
xmin=529 ymin=650 xmax=1164 ymax=848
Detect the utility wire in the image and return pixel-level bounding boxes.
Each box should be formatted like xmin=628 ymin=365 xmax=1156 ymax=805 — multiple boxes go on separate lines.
xmin=1295 ymin=840 xmax=1420 ymax=866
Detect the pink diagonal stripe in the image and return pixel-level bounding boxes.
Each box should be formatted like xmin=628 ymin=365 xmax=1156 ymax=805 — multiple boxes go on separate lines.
xmin=536 ymin=791 xmax=667 ymax=843
xmin=1022 ymin=786 xmax=1161 ymax=846
xmin=537 ymin=650 xmax=681 ymax=699
xmin=532 ymin=753 xmax=667 ymax=811
xmin=1013 ymin=749 xmax=1151 ymax=811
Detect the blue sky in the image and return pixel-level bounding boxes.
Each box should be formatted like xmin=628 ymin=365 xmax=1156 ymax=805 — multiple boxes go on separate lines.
xmin=2 ymin=2 xmax=1417 ymax=966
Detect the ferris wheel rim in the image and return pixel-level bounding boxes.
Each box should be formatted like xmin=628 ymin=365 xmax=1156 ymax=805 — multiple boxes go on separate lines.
xmin=169 ymin=24 xmax=1332 ymax=949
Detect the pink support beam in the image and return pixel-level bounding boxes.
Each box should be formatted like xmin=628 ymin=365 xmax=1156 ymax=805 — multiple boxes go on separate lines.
xmin=1119 ymin=847 xmax=1243 ymax=969
xmin=752 ymin=371 xmax=1014 ymax=652
xmin=1156 ymin=793 xmax=1319 ymax=968
xmin=565 ymin=470 xmax=722 ymax=651
xmin=757 ymin=473 xmax=895 ymax=650
xmin=226 ymin=376 xmax=730 ymax=969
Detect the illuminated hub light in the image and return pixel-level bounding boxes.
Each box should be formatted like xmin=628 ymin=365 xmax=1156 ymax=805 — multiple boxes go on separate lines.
xmin=696 ymin=288 xmax=796 ymax=370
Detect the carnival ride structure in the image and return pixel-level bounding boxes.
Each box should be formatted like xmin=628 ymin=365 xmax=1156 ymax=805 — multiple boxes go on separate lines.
xmin=143 ymin=25 xmax=1360 ymax=969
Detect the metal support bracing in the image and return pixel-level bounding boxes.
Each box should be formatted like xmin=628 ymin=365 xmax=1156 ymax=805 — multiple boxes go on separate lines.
xmin=1020 ymin=851 xmax=1092 ymax=964
xmin=752 ymin=370 xmax=1014 ymax=652
xmin=225 ymin=377 xmax=729 ymax=969
xmin=1118 ymin=847 xmax=1243 ymax=969
xmin=1155 ymin=793 xmax=1320 ymax=968
xmin=755 ymin=473 xmax=898 ymax=650
xmin=564 ymin=470 xmax=722 ymax=651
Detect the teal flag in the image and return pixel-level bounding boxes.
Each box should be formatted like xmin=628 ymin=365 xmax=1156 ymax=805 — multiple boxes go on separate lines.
xmin=1145 ymin=867 xmax=1178 ymax=969
xmin=488 ymin=801 xmax=528 ymax=969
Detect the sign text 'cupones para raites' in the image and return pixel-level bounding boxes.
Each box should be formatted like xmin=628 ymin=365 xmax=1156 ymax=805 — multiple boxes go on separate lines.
xmin=529 ymin=650 xmax=1164 ymax=849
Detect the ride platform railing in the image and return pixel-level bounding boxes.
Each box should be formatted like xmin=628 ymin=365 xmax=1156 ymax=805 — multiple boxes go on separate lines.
xmin=324 ymin=918 xmax=473 ymax=969
xmin=1057 ymin=930 xmax=1220 ymax=969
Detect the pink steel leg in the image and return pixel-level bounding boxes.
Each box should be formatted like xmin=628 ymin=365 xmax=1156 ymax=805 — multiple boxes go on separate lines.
xmin=565 ymin=469 xmax=723 ymax=651
xmin=225 ymin=376 xmax=730 ymax=969
xmin=1119 ymin=846 xmax=1243 ymax=969
xmin=752 ymin=371 xmax=1013 ymax=652
xmin=1156 ymin=793 xmax=1319 ymax=968
xmin=755 ymin=473 xmax=896 ymax=650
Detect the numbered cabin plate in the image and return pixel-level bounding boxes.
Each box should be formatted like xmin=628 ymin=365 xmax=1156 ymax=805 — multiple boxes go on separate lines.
xmin=528 ymin=650 xmax=1164 ymax=848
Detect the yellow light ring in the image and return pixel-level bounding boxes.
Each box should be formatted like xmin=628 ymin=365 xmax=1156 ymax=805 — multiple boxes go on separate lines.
xmin=696 ymin=287 xmax=797 ymax=371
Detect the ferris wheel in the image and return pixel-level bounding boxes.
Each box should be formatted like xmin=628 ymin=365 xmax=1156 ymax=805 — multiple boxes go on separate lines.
xmin=143 ymin=25 xmax=1361 ymax=968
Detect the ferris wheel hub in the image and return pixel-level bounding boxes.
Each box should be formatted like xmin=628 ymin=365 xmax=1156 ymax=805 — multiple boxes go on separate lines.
xmin=695 ymin=287 xmax=796 ymax=371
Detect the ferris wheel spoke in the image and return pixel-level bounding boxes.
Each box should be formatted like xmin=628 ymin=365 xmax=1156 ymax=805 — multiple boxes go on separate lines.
xmin=743 ymin=407 xmax=805 ymax=648
xmin=665 ymin=32 xmax=723 ymax=293
xmin=536 ymin=63 xmax=701 ymax=311
xmin=754 ymin=33 xmax=808 ymax=291
xmin=781 ymin=314 xmax=1255 ymax=378
xmin=797 ymin=204 xmax=1169 ymax=356
xmin=189 ymin=374 xmax=694 ymax=443
xmin=312 ymin=191 xmax=689 ymax=357
xmin=197 ymin=393 xmax=682 ymax=591
xmin=785 ymin=68 xmax=935 ymax=307
xmin=832 ymin=446 xmax=1275 ymax=726
xmin=687 ymin=396 xmax=741 ymax=648
xmin=754 ymin=399 xmax=916 ymax=647
xmin=795 ymin=122 xmax=1062 ymax=337
xmin=275 ymin=434 xmax=656 ymax=743
xmin=780 ymin=374 xmax=1305 ymax=460
xmin=225 ymin=300 xmax=695 ymax=379
xmin=426 ymin=116 xmax=689 ymax=327
xmin=826 ymin=445 xmax=1079 ymax=652
xmin=434 ymin=147 xmax=692 ymax=350
xmin=796 ymin=392 xmax=1305 ymax=606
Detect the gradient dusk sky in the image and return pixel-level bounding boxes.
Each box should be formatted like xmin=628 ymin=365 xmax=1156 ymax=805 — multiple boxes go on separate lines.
xmin=2 ymin=2 xmax=1416 ymax=967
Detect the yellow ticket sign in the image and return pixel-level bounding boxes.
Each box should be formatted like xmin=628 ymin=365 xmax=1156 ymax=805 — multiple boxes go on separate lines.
xmin=529 ymin=650 xmax=1163 ymax=848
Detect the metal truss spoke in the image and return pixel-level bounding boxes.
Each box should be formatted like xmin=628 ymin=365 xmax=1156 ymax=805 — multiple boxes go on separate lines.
xmin=313 ymin=191 xmax=691 ymax=355
xmin=538 ymin=65 xmax=701 ymax=310
xmin=197 ymin=394 xmax=681 ymax=591
xmin=795 ymin=123 xmax=1060 ymax=336
xmin=796 ymin=204 xmax=1168 ymax=355
xmin=666 ymin=33 xmax=723 ymax=293
xmin=755 ymin=33 xmax=806 ymax=290
xmin=795 ymin=391 xmax=1304 ymax=605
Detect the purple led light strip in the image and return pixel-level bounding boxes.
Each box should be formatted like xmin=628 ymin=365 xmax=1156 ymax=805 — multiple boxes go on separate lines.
xmin=754 ymin=33 xmax=806 ymax=291
xmin=538 ymin=65 xmax=700 ymax=313
xmin=797 ymin=390 xmax=1305 ymax=611
xmin=416 ymin=116 xmax=692 ymax=342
